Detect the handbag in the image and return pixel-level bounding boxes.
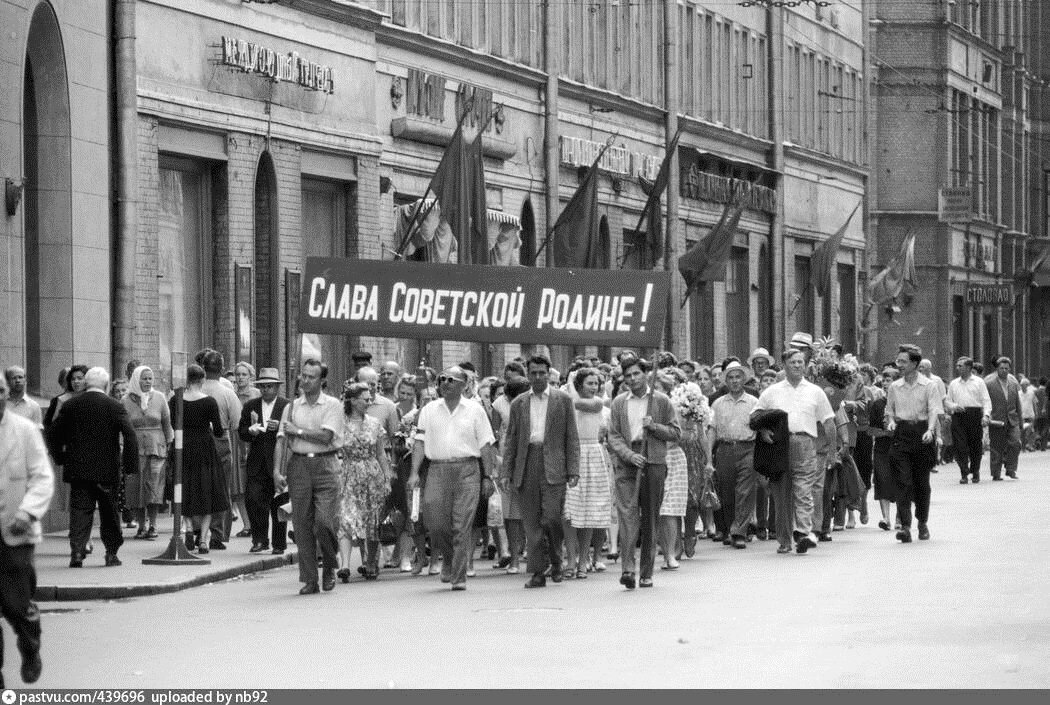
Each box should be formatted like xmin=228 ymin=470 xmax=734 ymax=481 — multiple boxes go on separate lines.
xmin=486 ymin=486 xmax=504 ymax=527
xmin=378 ymin=509 xmax=402 ymax=545
xmin=698 ymin=473 xmax=721 ymax=511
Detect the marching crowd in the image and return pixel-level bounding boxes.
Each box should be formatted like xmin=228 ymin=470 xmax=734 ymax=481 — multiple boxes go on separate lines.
xmin=0 ymin=333 xmax=1043 ymax=655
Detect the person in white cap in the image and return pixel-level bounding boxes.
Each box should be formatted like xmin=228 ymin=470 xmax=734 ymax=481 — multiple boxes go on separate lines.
xmin=706 ymin=361 xmax=759 ymax=549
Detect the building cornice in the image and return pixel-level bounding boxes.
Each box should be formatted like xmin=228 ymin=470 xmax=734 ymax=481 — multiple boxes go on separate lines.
xmin=783 ymin=143 xmax=869 ymax=180
xmin=281 ymin=0 xmax=385 ymax=31
xmin=375 ymin=23 xmax=548 ymax=88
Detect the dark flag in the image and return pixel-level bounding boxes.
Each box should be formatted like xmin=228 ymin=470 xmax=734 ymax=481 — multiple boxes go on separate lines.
xmin=632 ymin=127 xmax=683 ymax=264
xmin=428 ymin=122 xmax=488 ymax=265
xmin=549 ymin=147 xmax=608 ymax=269
xmin=811 ymin=204 xmax=860 ymax=298
xmin=678 ymin=192 xmax=746 ymax=306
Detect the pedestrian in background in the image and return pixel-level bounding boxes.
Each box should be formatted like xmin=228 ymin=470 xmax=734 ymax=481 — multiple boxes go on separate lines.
xmin=176 ymin=364 xmax=228 ymax=555
xmin=944 ymin=356 xmax=990 ymax=484
xmin=0 ymin=373 xmax=54 ymax=687
xmin=984 ymin=356 xmax=1023 ymax=481
xmin=122 ymin=366 xmax=173 ymax=540
xmin=236 ymin=368 xmax=290 ymax=554
xmin=232 ymin=362 xmax=261 ymax=539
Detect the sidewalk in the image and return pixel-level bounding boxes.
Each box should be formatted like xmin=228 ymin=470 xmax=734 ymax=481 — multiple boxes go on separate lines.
xmin=33 ymin=520 xmax=298 ymax=602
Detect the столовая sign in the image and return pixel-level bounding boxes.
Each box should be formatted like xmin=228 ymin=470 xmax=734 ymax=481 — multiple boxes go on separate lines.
xmin=300 ymin=258 xmax=671 ymax=347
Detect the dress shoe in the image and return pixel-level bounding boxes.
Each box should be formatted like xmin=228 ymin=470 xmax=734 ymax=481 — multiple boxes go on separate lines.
xmin=731 ymin=536 xmax=747 ymax=549
xmin=721 ymin=536 xmax=733 ymax=546
xmin=104 ymin=553 xmax=122 ymax=567
xmin=209 ymin=538 xmax=226 ymax=550
xmin=144 ymin=525 xmax=158 ymax=540
xmin=440 ymin=573 xmax=452 ymax=584
xmin=832 ymin=524 xmax=845 ymax=532
xmin=1007 ymin=472 xmax=1018 ymax=479
xmin=712 ymin=532 xmax=726 ymax=543
xmin=918 ymin=523 xmax=930 ymax=541
xmin=322 ymin=568 xmax=336 ymax=591
xmin=337 ymin=568 xmax=351 ymax=583
xmin=817 ymin=532 xmax=833 ymax=542
xmin=69 ymin=553 xmax=84 ymax=568
xmin=755 ymin=528 xmax=769 ymax=541
xmin=619 ymin=572 xmax=636 ymax=590
xmin=896 ymin=528 xmax=912 ymax=543
xmin=992 ymin=476 xmax=1003 ymax=481
xmin=795 ymin=532 xmax=817 ymax=554
xmin=550 ymin=564 xmax=564 ymax=583
xmin=959 ymin=477 xmax=969 ymax=484
xmin=271 ymin=547 xmax=285 ymax=555
xmin=524 ymin=574 xmax=547 ymax=589
xmin=777 ymin=545 xmax=793 ymax=554
xmin=878 ymin=520 xmax=891 ymax=531
xmin=235 ymin=529 xmax=252 ymax=538
xmin=451 ymin=583 xmax=467 ymax=591
xmin=972 ymin=476 xmax=980 ymax=483
xmin=249 ymin=543 xmax=270 ymax=553
xmin=21 ymin=649 xmax=42 ymax=684
xmin=639 ymin=577 xmax=653 ymax=588
xmin=299 ymin=582 xmax=320 ymax=595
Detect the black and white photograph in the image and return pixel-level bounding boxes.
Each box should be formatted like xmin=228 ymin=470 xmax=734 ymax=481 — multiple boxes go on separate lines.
xmin=1 ymin=0 xmax=1048 ymax=693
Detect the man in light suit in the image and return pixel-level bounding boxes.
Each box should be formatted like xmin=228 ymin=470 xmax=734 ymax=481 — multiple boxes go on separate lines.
xmin=607 ymin=354 xmax=681 ymax=590
xmin=237 ymin=368 xmax=290 ymax=554
xmin=984 ymin=356 xmax=1023 ymax=480
xmin=501 ymin=354 xmax=580 ymax=589
xmin=0 ymin=373 xmax=54 ymax=686
xmin=46 ymin=367 xmax=138 ymax=568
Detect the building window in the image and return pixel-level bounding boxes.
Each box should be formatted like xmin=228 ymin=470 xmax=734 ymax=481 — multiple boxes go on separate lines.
xmin=157 ymin=157 xmax=213 ymax=390
xmin=726 ymin=247 xmax=750 ymax=360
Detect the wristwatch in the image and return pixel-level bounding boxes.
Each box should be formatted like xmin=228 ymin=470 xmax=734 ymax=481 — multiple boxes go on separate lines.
xmin=297 ymin=429 xmax=304 ymax=438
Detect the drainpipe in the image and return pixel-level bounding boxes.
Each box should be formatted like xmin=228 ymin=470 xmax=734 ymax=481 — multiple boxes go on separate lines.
xmin=112 ymin=0 xmax=138 ymax=374
xmin=664 ymin=0 xmax=680 ymax=354
xmin=543 ymin=0 xmax=559 ymax=269
xmin=768 ymin=5 xmax=786 ymax=351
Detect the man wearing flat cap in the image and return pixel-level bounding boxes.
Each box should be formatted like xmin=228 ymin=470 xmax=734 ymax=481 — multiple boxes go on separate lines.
xmin=351 ymin=351 xmax=373 ymax=372
xmin=237 ymin=368 xmax=290 ymax=554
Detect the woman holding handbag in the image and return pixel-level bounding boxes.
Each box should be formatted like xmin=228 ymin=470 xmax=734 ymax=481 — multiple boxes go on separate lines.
xmin=336 ymin=382 xmax=393 ymax=582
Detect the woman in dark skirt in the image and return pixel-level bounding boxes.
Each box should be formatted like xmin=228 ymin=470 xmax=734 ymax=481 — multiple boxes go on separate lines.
xmin=174 ymin=364 xmax=229 ymax=554
xmin=869 ymin=366 xmax=899 ymax=531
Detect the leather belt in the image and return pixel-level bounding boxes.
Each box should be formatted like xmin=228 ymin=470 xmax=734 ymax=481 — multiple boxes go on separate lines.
xmin=429 ymin=457 xmax=479 ymax=465
xmin=719 ymin=439 xmax=754 ymax=446
xmin=292 ymin=450 xmax=338 ymax=458
xmin=791 ymin=432 xmax=814 ymax=437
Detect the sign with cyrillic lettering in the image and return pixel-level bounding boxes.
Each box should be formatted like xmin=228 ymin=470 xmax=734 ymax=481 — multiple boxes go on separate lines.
xmin=965 ymin=284 xmax=1013 ymax=307
xmin=299 ymin=258 xmax=671 ymax=346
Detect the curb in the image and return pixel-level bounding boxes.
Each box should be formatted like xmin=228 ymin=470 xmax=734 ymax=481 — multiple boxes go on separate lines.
xmin=34 ymin=552 xmax=299 ymax=602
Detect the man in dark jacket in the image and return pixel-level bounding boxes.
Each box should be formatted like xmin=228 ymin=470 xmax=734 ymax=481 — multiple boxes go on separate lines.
xmin=237 ymin=368 xmax=290 ymax=554
xmin=46 ymin=367 xmax=138 ymax=567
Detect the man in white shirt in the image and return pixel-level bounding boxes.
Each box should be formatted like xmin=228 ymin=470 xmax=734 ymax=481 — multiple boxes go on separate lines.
xmin=3 ymin=367 xmax=42 ymax=428
xmin=944 ymin=356 xmax=990 ymax=484
xmin=199 ymin=349 xmax=243 ymax=549
xmin=753 ymin=348 xmax=837 ymax=554
xmin=408 ymin=366 xmax=496 ymax=591
xmin=706 ymin=362 xmax=759 ymax=549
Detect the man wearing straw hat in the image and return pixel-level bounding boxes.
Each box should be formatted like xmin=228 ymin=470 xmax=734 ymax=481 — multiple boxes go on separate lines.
xmin=707 ymin=361 xmax=759 ymax=549
xmin=237 ymin=368 xmax=290 ymax=555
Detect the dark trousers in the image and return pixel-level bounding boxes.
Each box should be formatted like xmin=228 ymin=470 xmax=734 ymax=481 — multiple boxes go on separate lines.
xmin=853 ymin=433 xmax=874 ymax=490
xmin=209 ymin=436 xmax=234 ymax=542
xmin=989 ymin=423 xmax=1021 ymax=479
xmin=520 ymin=444 xmax=566 ymax=576
xmin=270 ymin=491 xmax=289 ymax=551
xmin=245 ymin=471 xmax=275 ymax=546
xmin=0 ymin=542 xmax=41 ymax=689
xmin=889 ymin=421 xmax=935 ymax=529
xmin=68 ymin=481 xmax=123 ymax=557
xmin=614 ymin=462 xmax=666 ymax=580
xmin=286 ymin=455 xmax=340 ymax=584
xmin=714 ymin=442 xmax=757 ymax=538
xmin=951 ymin=408 xmax=984 ymax=479
xmin=768 ymin=472 xmax=793 ymax=549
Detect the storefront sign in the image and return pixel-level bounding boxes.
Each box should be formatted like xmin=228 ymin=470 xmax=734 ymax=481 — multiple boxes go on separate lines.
xmin=681 ymin=166 xmax=777 ymax=214
xmin=299 ymin=258 xmax=671 ymax=347
xmin=560 ymin=136 xmax=660 ymax=181
xmin=221 ymin=36 xmax=335 ymax=94
xmin=939 ymin=187 xmax=972 ymax=223
xmin=965 ymin=284 xmax=1013 ymax=306
xmin=406 ymin=69 xmax=446 ymax=120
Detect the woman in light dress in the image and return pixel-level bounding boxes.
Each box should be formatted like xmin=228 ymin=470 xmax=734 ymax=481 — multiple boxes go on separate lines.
xmin=123 ymin=366 xmax=174 ymax=540
xmin=563 ymin=368 xmax=613 ymax=579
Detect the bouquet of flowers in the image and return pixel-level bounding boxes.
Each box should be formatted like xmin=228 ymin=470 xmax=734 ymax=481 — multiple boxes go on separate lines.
xmin=670 ymin=381 xmax=710 ymax=426
xmin=812 ymin=336 xmax=859 ymax=390
xmin=393 ymin=407 xmax=420 ymax=460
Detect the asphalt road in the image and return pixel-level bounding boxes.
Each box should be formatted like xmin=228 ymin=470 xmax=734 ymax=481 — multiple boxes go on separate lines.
xmin=13 ymin=451 xmax=1050 ymax=689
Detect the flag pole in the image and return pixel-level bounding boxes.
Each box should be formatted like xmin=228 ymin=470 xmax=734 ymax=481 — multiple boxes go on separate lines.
xmin=392 ymin=101 xmax=476 ymax=259
xmin=533 ymin=133 xmax=618 ymax=266
xmin=622 ymin=126 xmax=684 ymax=269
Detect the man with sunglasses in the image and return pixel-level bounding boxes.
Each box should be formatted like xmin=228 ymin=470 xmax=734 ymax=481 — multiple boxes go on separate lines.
xmin=408 ymin=366 xmax=496 ymax=591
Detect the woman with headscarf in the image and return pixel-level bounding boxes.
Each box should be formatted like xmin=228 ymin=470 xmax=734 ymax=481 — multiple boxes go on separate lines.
xmin=122 ymin=366 xmax=174 ymax=539
xmin=232 ymin=361 xmax=260 ymax=538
